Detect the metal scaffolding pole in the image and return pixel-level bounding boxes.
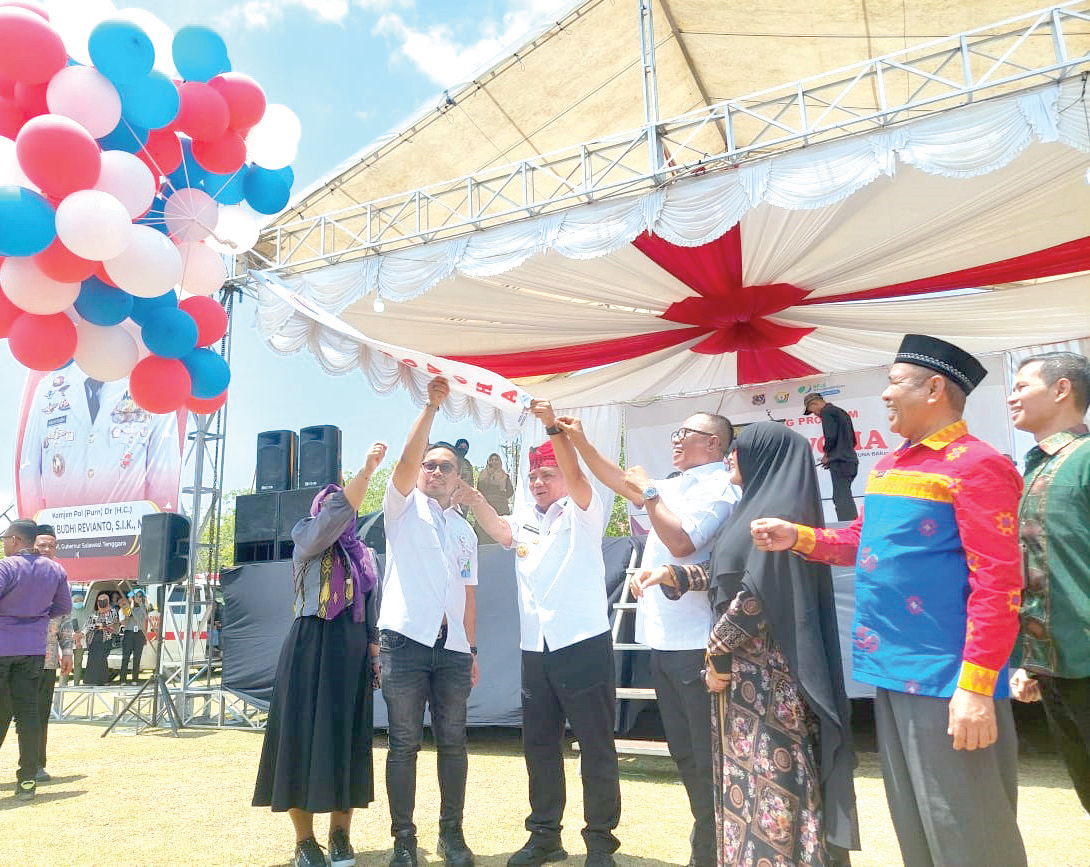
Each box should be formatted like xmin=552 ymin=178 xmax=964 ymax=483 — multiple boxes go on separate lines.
xmin=638 ymin=0 xmax=664 ymax=176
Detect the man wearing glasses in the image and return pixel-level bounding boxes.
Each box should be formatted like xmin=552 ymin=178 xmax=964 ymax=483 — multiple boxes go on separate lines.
xmin=0 ymin=519 xmax=71 ymax=801
xmin=378 ymin=376 xmax=478 ymax=867
xmin=558 ymin=413 xmax=737 ymax=867
xmin=461 ymin=399 xmax=621 ymax=867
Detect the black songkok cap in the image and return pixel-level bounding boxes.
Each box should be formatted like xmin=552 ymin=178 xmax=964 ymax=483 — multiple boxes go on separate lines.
xmin=36 ymin=524 xmax=56 ymax=538
xmin=894 ymin=334 xmax=987 ymax=394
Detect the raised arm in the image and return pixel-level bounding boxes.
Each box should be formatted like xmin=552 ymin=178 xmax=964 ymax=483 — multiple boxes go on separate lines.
xmin=455 ymin=483 xmax=513 ymax=547
xmin=392 ymin=377 xmax=448 ymax=496
xmin=555 ymin=414 xmax=636 ymax=504
xmin=344 ymin=442 xmax=388 ymax=510
xmin=623 ymin=464 xmax=698 ymax=557
xmin=533 ymin=400 xmax=591 ymax=510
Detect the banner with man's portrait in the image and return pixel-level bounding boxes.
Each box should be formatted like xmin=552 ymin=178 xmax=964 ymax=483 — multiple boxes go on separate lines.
xmin=14 ymin=366 xmax=187 ymax=581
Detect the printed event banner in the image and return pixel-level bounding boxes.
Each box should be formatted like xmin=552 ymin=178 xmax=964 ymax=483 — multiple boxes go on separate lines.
xmin=253 ymin=270 xmax=532 ymax=429
xmin=15 ymin=367 xmax=187 ymax=582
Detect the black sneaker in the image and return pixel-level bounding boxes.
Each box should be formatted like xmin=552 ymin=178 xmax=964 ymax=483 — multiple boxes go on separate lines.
xmin=390 ymin=835 xmax=418 ymax=867
xmin=507 ymin=835 xmax=567 ymax=867
xmin=330 ymin=827 xmax=355 ymax=867
xmin=437 ymin=826 xmax=474 ymax=866
xmin=35 ymin=767 xmax=51 ymax=782
xmin=293 ymin=837 xmax=326 ymax=867
xmin=583 ymin=853 xmax=615 ymax=867
xmin=15 ymin=780 xmax=35 ymax=801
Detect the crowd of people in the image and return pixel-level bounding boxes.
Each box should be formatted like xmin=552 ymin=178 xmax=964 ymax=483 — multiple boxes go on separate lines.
xmin=2 ymin=334 xmax=1086 ymax=867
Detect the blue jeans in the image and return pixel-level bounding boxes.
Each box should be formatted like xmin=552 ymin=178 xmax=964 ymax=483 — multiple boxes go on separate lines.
xmin=380 ymin=629 xmax=473 ymax=839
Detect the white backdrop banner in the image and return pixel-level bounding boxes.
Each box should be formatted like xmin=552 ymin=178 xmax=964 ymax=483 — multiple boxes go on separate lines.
xmin=624 ymin=354 xmax=1013 ymax=526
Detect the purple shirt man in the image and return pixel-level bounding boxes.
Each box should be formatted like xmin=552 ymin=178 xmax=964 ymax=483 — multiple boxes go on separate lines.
xmin=0 ymin=518 xmax=71 ymax=799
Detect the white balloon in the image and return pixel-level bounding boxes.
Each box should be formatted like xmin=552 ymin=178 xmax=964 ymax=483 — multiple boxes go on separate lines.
xmin=94 ymin=150 xmax=156 ymax=219
xmin=245 ymin=104 xmax=301 ymax=170
xmin=177 ymin=241 xmax=227 ymax=296
xmin=73 ymin=320 xmax=139 ymax=381
xmin=103 ymin=224 xmax=182 ymax=297
xmin=206 ymin=203 xmax=262 ymax=254
xmin=117 ymin=7 xmax=177 ymax=77
xmin=43 ymin=0 xmax=120 ymax=66
xmin=164 ymin=187 xmax=217 ymax=243
xmin=0 ymin=257 xmax=80 ymax=314
xmin=46 ymin=65 xmax=122 ymax=139
xmin=55 ymin=189 xmax=133 ymax=261
xmin=0 ymin=137 xmax=35 ymax=189
xmin=118 ymin=317 xmax=151 ymax=361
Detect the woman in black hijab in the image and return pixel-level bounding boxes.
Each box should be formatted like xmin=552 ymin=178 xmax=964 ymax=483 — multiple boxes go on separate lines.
xmin=633 ymin=422 xmax=858 ymax=866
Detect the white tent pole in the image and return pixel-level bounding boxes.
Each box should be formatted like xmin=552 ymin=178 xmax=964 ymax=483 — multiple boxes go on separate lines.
xmin=638 ymin=0 xmax=664 ymax=176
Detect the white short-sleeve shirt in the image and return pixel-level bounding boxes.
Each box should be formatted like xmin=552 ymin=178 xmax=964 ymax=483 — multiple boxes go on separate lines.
xmin=502 ymin=489 xmax=610 ymax=652
xmin=379 ymin=481 xmax=478 ymax=653
xmin=637 ymin=462 xmax=739 ymax=650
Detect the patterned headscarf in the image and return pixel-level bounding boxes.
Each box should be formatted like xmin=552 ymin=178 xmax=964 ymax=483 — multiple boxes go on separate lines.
xmin=310 ymin=484 xmax=378 ymax=622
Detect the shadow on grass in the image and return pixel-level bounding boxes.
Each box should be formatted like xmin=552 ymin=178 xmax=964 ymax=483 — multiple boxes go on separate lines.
xmin=264 ymin=851 xmax=688 ymax=867
xmin=0 ymin=789 xmax=87 ymax=809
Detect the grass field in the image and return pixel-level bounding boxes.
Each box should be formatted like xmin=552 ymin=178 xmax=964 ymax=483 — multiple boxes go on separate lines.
xmin=1 ymin=720 xmax=1087 ymax=867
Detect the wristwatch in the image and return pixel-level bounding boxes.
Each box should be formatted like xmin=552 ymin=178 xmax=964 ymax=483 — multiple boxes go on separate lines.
xmin=545 ymin=425 xmax=562 ymax=436
xmin=642 ymin=485 xmax=660 ymax=501
xmin=470 ymin=645 xmax=478 ymax=655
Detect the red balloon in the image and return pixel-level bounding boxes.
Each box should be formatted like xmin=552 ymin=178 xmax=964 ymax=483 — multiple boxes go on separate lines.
xmin=174 ymin=81 xmax=229 ymax=142
xmin=33 ymin=237 xmax=98 ymax=282
xmin=137 ymin=127 xmax=183 ymax=177
xmin=0 ymin=8 xmax=66 ymax=84
xmin=13 ymin=80 xmax=48 ymax=118
xmin=94 ymin=263 xmax=119 ymax=287
xmin=129 ymin=355 xmax=192 ymax=414
xmin=178 ymin=295 xmax=228 ymax=347
xmin=8 ymin=311 xmax=77 ymax=370
xmin=0 ymin=77 xmax=15 ymax=99
xmin=15 ymin=114 xmax=102 ymax=199
xmin=186 ymin=390 xmax=227 ymax=415
xmin=0 ymin=285 xmax=22 ymax=337
xmin=0 ymin=95 xmax=24 ymax=138
xmin=208 ymin=72 xmax=265 ymax=133
xmin=191 ymin=128 xmax=246 ymax=174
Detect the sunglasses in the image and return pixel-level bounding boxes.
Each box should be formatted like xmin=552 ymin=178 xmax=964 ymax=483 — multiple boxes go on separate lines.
xmin=670 ymin=427 xmax=714 ymax=444
xmin=96 ymin=599 xmax=110 ymax=606
xmin=421 ymin=460 xmax=456 ymax=474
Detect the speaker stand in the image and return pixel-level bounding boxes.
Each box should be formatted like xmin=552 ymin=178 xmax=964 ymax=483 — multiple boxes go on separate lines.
xmin=102 ymin=586 xmax=183 ymax=738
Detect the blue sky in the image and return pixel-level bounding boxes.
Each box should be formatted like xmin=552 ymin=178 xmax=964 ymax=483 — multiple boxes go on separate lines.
xmin=0 ymin=0 xmax=573 ymax=509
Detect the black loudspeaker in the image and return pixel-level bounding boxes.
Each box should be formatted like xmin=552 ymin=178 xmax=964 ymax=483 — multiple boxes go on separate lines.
xmin=276 ymin=487 xmax=317 ymax=560
xmin=138 ymin=512 xmax=191 ymax=583
xmin=234 ymin=492 xmax=279 ymax=564
xmin=298 ymin=425 xmax=341 ymax=489
xmin=256 ymin=430 xmax=298 ymax=492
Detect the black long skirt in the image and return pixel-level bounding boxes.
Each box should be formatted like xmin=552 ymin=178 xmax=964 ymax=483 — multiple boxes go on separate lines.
xmin=252 ymin=611 xmax=374 ymax=813
xmin=84 ymin=632 xmax=111 ymax=686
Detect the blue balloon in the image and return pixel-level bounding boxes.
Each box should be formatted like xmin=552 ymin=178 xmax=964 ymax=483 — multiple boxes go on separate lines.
xmin=88 ymin=20 xmax=155 ymax=84
xmin=182 ymin=348 xmax=231 ymax=399
xmin=201 ymin=168 xmax=246 ymax=205
xmin=141 ymin=306 xmax=198 ymax=359
xmin=136 ymin=195 xmax=170 ymax=236
xmin=98 ymin=120 xmax=149 ymax=154
xmin=118 ymin=70 xmax=180 ymax=130
xmin=130 ymin=289 xmax=178 ymax=327
xmin=0 ymin=186 xmax=56 ymax=256
xmin=74 ymin=277 xmax=134 ymax=326
xmin=244 ymin=165 xmax=291 ymax=215
xmin=172 ymin=26 xmax=230 ymax=83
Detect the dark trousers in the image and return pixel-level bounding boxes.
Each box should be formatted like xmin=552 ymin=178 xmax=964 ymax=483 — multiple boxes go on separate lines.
xmin=1038 ymin=673 xmax=1090 ymax=813
xmin=121 ymin=631 xmax=146 ymax=683
xmin=875 ymin=688 xmax=1026 ymax=867
xmin=36 ymin=668 xmax=57 ymax=770
xmin=650 ymin=649 xmax=714 ymax=866
xmin=0 ymin=655 xmax=44 ymax=783
xmin=380 ymin=630 xmax=473 ymax=840
xmin=828 ymin=460 xmax=858 ymax=521
xmin=521 ymin=631 xmax=621 ymax=854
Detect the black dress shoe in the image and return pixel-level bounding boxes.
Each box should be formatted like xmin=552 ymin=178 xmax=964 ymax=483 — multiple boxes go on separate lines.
xmin=507 ymin=835 xmax=567 ymax=867
xmin=390 ymin=836 xmax=418 ymax=867
xmin=437 ymin=826 xmax=474 ymax=866
xmin=583 ymin=853 xmax=615 ymax=867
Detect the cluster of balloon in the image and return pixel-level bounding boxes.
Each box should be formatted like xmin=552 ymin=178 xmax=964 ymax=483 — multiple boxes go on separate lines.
xmin=0 ymin=4 xmax=299 ymax=415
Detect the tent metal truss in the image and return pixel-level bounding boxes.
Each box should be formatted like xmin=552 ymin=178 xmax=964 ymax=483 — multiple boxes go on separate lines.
xmin=244 ymin=2 xmax=1090 ymax=275
xmin=49 ymin=684 xmax=267 ymax=730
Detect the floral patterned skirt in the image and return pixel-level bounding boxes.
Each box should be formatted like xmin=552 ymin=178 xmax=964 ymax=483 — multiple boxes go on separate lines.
xmin=712 ymin=629 xmax=832 ymax=867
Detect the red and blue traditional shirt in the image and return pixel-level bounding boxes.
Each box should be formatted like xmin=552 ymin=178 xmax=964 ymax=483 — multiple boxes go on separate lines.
xmin=791 ymin=420 xmax=1023 ymax=698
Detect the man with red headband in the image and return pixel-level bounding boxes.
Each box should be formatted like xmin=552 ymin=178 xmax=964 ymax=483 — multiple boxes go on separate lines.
xmin=460 ymin=399 xmax=621 ymax=867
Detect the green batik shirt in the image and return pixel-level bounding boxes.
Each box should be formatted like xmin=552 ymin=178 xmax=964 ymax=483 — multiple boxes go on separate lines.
xmin=1017 ymin=424 xmax=1090 ymax=678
